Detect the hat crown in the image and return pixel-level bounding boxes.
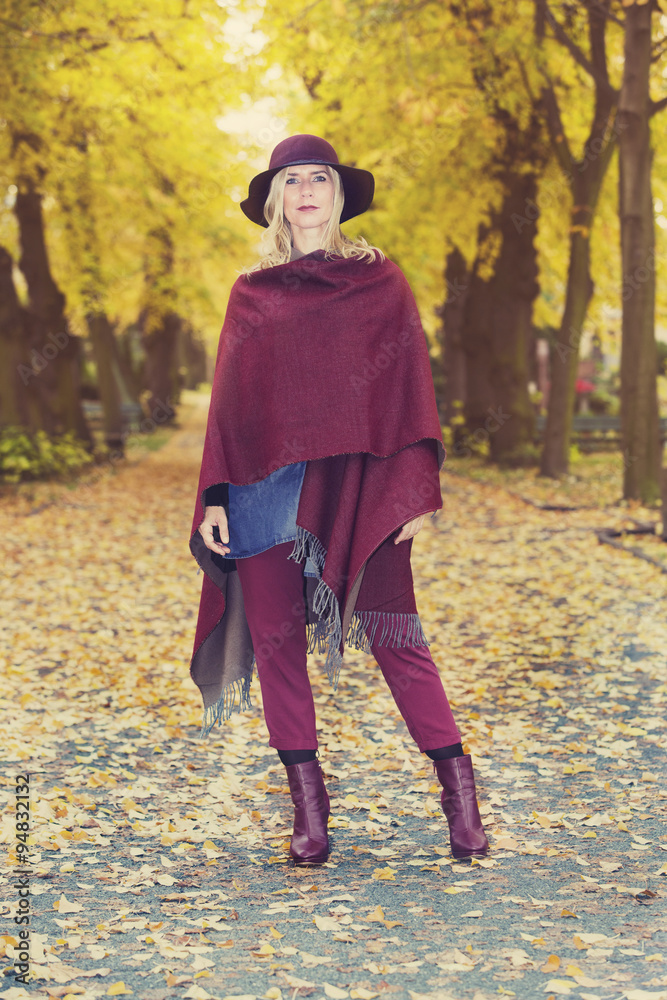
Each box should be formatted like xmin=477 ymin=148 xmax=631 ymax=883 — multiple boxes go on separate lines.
xmin=268 ymin=134 xmax=340 ymax=171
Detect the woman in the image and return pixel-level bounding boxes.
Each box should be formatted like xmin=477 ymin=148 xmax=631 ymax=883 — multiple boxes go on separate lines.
xmin=189 ymin=134 xmax=488 ymax=866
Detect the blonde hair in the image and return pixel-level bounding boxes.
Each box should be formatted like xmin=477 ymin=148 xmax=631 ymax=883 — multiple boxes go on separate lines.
xmin=242 ymin=165 xmax=384 ymax=274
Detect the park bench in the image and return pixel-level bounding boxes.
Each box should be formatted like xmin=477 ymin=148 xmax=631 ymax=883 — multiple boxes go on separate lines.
xmin=534 ymin=414 xmax=667 ymax=452
xmin=81 ymin=400 xmax=144 ymax=432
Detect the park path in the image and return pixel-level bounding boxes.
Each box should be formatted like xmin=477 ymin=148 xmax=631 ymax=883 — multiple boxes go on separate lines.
xmin=0 ymin=392 xmax=666 ymax=1000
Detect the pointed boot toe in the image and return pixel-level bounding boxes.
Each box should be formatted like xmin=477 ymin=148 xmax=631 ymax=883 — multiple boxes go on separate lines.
xmin=433 ymin=754 xmax=489 ymax=859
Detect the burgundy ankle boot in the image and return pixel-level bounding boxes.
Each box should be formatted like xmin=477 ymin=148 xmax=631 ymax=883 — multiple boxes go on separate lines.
xmin=285 ymin=759 xmax=330 ymax=866
xmin=433 ymin=754 xmax=489 ymax=859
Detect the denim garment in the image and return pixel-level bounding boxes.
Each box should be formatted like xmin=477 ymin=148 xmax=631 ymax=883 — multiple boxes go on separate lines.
xmin=226 ymin=461 xmax=319 ymax=574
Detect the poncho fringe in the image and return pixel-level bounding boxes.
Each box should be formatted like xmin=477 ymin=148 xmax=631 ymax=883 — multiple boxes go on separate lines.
xmin=200 ymin=672 xmax=253 ymax=738
xmin=289 ymin=525 xmax=429 ymax=689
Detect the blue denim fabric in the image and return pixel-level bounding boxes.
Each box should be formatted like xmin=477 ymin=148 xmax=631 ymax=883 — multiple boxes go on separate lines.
xmin=226 ymin=461 xmax=318 ymax=575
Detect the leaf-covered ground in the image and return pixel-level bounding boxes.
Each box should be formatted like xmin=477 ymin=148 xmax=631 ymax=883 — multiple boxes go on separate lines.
xmin=1 ymin=393 xmax=666 ymax=1000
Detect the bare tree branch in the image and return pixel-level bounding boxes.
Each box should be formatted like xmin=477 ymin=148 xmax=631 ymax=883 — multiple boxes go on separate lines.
xmin=541 ymin=0 xmax=617 ymax=93
xmin=651 ymin=34 xmax=667 ymax=63
xmin=541 ymin=0 xmax=597 ymax=78
xmin=539 ymin=75 xmax=575 ymax=180
xmin=588 ymin=0 xmax=611 ymax=87
xmin=650 ymin=94 xmax=667 ymax=116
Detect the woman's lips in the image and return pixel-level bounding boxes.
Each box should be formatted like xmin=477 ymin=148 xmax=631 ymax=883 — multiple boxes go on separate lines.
xmin=298 ymin=205 xmax=319 ymax=211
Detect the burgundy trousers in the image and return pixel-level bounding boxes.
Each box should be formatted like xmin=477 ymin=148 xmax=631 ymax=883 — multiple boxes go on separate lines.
xmin=235 ymin=541 xmax=461 ymax=752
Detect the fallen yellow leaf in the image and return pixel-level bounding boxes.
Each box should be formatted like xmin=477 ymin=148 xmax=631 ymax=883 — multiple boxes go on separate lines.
xmin=371 ymin=867 xmax=396 ymax=880
xmin=323 ymin=985 xmax=348 ymax=999
xmin=54 ymin=894 xmax=83 ymax=913
xmin=252 ymin=943 xmax=276 ymax=956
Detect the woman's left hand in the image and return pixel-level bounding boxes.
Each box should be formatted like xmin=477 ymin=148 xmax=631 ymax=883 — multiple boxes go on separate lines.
xmin=394 ymin=514 xmax=426 ymax=544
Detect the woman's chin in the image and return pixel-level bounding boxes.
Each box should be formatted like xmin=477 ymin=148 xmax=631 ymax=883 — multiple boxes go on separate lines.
xmin=289 ymin=214 xmax=330 ymax=229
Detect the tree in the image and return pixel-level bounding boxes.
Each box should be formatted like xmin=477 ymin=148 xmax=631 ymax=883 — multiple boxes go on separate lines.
xmin=14 ymin=179 xmax=91 ymax=443
xmin=534 ymin=0 xmax=621 ymax=479
xmin=0 ymin=247 xmax=34 ymax=429
xmin=0 ymin=0 xmax=248 ymax=446
xmin=453 ymin=2 xmax=550 ymax=463
xmin=618 ymin=0 xmax=664 ymax=503
xmin=139 ymin=226 xmax=181 ymax=424
xmin=437 ymin=244 xmax=469 ymax=436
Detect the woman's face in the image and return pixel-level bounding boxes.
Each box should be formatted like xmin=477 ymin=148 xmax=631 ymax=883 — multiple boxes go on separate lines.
xmin=282 ymin=163 xmax=335 ymax=232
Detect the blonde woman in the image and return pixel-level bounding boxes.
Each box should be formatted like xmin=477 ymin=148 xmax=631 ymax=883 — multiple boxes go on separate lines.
xmin=189 ymin=134 xmax=488 ymax=866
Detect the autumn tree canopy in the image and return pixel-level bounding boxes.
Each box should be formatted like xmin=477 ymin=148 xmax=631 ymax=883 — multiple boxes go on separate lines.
xmin=1 ymin=0 xmax=666 ymax=499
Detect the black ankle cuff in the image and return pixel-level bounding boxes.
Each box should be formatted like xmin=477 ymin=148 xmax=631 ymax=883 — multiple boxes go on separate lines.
xmin=278 ymin=749 xmax=318 ymax=766
xmin=426 ymin=743 xmax=464 ymax=761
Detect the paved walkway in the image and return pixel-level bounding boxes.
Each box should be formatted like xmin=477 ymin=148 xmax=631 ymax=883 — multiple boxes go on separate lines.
xmin=0 ymin=394 xmax=665 ymax=1000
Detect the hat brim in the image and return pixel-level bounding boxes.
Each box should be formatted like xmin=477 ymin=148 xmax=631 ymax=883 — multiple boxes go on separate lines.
xmin=239 ymin=160 xmax=375 ymax=227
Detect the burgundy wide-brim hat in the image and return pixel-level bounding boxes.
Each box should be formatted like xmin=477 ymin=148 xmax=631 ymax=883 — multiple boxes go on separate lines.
xmin=240 ymin=133 xmax=375 ymax=227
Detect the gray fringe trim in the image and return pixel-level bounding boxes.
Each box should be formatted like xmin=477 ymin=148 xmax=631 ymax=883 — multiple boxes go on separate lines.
xmin=346 ymin=610 xmax=430 ymax=652
xmin=289 ymin=526 xmax=430 ymax=691
xmin=289 ymin=526 xmax=343 ymax=689
xmin=289 ymin=524 xmax=326 ymax=571
xmin=199 ymin=665 xmax=254 ymax=739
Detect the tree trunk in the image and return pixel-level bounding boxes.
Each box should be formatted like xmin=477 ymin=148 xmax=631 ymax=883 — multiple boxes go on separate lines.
xmin=462 ymin=158 xmax=539 ymax=463
xmin=178 ymin=321 xmax=208 ymax=390
xmin=618 ymin=2 xmax=661 ymax=503
xmin=62 ymin=152 xmax=132 ymax=458
xmin=116 ymin=325 xmax=145 ymax=401
xmin=0 ymin=246 xmax=36 ymax=430
xmin=536 ymin=0 xmax=619 ymax=478
xmin=438 ymin=244 xmax=469 ymax=442
xmin=141 ymin=311 xmax=180 ymax=425
xmin=14 ymin=183 xmax=91 ymax=444
xmin=86 ymin=311 xmax=125 ymax=454
xmin=539 ymin=225 xmax=594 ymax=476
xmin=0 ymin=246 xmax=27 ymax=428
xmin=140 ymin=227 xmax=180 ymax=423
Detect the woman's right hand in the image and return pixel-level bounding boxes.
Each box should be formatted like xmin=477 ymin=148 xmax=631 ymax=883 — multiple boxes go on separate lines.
xmin=198 ymin=505 xmax=231 ymax=556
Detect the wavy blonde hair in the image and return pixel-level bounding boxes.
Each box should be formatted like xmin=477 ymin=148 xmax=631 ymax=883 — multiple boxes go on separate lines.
xmin=242 ymin=164 xmax=384 ymax=273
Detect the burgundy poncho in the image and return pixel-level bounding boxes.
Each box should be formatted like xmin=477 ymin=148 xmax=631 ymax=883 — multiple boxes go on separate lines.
xmin=189 ymin=248 xmax=445 ymax=736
